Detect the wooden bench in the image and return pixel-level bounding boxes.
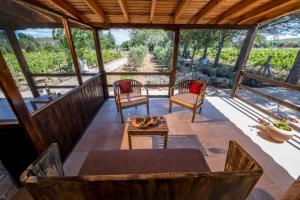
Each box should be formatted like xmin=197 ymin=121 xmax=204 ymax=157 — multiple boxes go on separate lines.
xmin=20 ymin=140 xmax=263 ymax=200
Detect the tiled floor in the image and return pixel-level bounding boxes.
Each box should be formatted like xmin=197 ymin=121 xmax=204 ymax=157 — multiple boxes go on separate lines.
xmin=12 ymin=94 xmax=299 ymax=200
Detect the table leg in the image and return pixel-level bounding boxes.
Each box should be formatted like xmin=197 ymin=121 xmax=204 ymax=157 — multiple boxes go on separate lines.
xmin=128 ymin=133 xmax=132 ymax=149
xmin=164 ymin=133 xmax=168 ymax=149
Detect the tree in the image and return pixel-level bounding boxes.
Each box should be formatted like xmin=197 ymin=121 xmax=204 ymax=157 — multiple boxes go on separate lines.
xmin=213 ymin=30 xmax=227 ymax=67
xmin=17 ymin=32 xmax=40 ymax=52
xmin=285 ymin=50 xmax=300 ymax=85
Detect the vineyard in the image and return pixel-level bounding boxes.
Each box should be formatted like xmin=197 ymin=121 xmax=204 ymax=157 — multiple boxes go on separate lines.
xmin=3 ymin=49 xmax=122 ymax=79
xmin=200 ymin=48 xmax=298 ymax=70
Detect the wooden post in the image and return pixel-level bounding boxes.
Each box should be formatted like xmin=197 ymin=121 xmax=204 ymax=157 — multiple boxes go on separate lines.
xmin=169 ymin=29 xmax=180 ymax=97
xmin=231 ymin=25 xmax=258 ymax=97
xmin=93 ymin=28 xmax=108 ymax=97
xmin=62 ymin=17 xmax=83 ymax=85
xmin=0 ymin=51 xmax=45 ymax=153
xmin=5 ymin=30 xmax=39 ymax=97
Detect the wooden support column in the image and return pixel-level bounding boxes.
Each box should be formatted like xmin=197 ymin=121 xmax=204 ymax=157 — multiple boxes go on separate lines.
xmin=93 ymin=28 xmax=108 ymax=98
xmin=231 ymin=25 xmax=258 ymax=97
xmin=62 ymin=17 xmax=83 ymax=85
xmin=5 ymin=30 xmax=39 ymax=98
xmin=169 ymin=29 xmax=180 ymax=97
xmin=0 ymin=51 xmax=45 ymax=153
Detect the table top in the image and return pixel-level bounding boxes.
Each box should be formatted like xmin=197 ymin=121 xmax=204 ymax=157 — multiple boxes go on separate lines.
xmin=127 ymin=116 xmax=168 ymax=134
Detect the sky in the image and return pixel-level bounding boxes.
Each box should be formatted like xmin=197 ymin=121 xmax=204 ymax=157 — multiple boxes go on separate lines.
xmin=18 ymin=28 xmax=300 ymax=45
xmin=17 ymin=28 xmax=131 ymax=45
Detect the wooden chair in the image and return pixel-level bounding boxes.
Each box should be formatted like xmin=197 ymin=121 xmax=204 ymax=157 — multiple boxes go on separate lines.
xmin=21 ymin=140 xmax=263 ymax=200
xmin=169 ymin=80 xmax=207 ymax=122
xmin=280 ymin=176 xmax=300 ymax=200
xmin=113 ymin=79 xmax=149 ymax=123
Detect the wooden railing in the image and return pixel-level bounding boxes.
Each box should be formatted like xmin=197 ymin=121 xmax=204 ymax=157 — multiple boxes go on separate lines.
xmin=233 ymin=70 xmax=300 ymax=121
xmin=31 ymin=74 xmax=104 ymax=159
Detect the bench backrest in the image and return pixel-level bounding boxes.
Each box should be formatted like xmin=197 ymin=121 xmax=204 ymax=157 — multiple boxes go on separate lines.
xmin=21 ymin=141 xmax=263 ymax=200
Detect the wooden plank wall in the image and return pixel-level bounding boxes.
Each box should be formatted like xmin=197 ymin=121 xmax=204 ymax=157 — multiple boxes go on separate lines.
xmin=31 ymin=74 xmax=104 ymax=159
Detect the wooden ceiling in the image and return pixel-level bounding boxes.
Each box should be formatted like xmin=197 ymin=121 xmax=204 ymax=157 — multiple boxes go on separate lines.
xmin=3 ymin=0 xmax=300 ymax=30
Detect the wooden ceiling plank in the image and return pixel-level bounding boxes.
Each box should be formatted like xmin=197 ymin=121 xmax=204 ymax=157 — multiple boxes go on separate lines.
xmin=83 ymin=0 xmax=107 ymax=23
xmin=212 ymin=0 xmax=259 ymax=24
xmin=238 ymin=0 xmax=293 ymax=24
xmin=174 ymin=0 xmax=192 ymax=21
xmin=150 ymin=0 xmax=157 ymax=23
xmin=47 ymin=0 xmax=83 ymax=20
xmin=250 ymin=1 xmax=300 ymax=24
xmin=117 ymin=0 xmax=129 ymax=22
xmin=189 ymin=0 xmax=227 ymax=24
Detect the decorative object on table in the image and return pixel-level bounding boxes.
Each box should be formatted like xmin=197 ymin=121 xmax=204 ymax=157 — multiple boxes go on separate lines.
xmin=169 ymin=80 xmax=207 ymax=123
xmin=132 ymin=116 xmax=160 ymax=129
xmin=268 ymin=119 xmax=295 ymax=142
xmin=127 ymin=116 xmax=168 ymax=149
xmin=113 ymin=79 xmax=149 ymax=123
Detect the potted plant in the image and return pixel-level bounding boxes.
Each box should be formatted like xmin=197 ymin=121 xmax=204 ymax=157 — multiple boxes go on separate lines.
xmin=268 ymin=119 xmax=295 ymax=142
xmin=258 ymin=118 xmax=270 ymax=132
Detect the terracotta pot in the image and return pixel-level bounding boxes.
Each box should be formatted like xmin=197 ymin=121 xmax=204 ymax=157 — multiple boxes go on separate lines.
xmin=267 ymin=124 xmax=294 ymax=142
xmin=259 ymin=124 xmax=269 ymax=132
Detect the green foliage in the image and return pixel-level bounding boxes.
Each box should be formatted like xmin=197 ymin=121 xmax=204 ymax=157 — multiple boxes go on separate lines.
xmin=128 ymin=46 xmax=148 ymax=67
xmin=102 ymin=50 xmax=122 ymax=63
xmin=153 ymin=41 xmax=173 ymax=69
xmin=197 ymin=48 xmax=298 ymax=70
xmin=100 ymin=31 xmax=116 ymax=50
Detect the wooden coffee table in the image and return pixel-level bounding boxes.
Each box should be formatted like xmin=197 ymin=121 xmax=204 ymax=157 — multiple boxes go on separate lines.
xmin=127 ymin=116 xmax=169 ymax=149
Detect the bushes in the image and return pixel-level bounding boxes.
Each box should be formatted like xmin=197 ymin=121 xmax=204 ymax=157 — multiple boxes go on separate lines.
xmin=128 ymin=46 xmax=148 ymax=67
xmin=153 ymin=41 xmax=173 ymax=69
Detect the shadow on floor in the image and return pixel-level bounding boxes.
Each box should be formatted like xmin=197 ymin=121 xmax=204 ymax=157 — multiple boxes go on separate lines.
xmin=152 ymin=135 xmax=208 ymax=156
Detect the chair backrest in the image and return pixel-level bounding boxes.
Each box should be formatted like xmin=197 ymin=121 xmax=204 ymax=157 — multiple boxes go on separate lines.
xmin=21 ymin=141 xmax=262 ymax=200
xmin=113 ymin=79 xmax=142 ymax=94
xmin=178 ymin=80 xmax=207 ymax=94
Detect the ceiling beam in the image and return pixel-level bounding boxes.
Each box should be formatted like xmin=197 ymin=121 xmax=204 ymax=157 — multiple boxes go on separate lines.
xmin=174 ymin=0 xmax=192 ymax=22
xmin=47 ymin=0 xmax=84 ymax=21
xmin=117 ymin=0 xmax=129 ymax=22
xmin=250 ymin=1 xmax=300 ymax=24
xmin=83 ymin=0 xmax=107 ymax=23
xmin=212 ymin=0 xmax=259 ymax=24
xmin=150 ymin=0 xmax=157 ymax=23
xmin=237 ymin=0 xmax=293 ymax=24
xmin=189 ymin=0 xmax=226 ymax=24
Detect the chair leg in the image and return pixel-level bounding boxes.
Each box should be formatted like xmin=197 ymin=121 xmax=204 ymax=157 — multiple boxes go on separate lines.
xmin=169 ymin=100 xmax=172 ymax=113
xmin=199 ymin=106 xmax=203 ymax=114
xmin=120 ymin=109 xmax=124 ymax=123
xmin=146 ymin=102 xmax=150 ymax=116
xmin=191 ymin=107 xmax=197 ymax=123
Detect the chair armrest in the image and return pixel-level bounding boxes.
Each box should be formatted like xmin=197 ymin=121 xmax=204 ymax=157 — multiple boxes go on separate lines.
xmin=142 ymin=85 xmax=149 ymax=96
xmin=113 ymin=85 xmax=121 ymax=104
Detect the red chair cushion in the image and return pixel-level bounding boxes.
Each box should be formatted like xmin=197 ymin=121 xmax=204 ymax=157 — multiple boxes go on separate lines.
xmin=119 ymin=80 xmax=132 ymax=94
xmin=189 ymin=82 xmax=203 ymax=94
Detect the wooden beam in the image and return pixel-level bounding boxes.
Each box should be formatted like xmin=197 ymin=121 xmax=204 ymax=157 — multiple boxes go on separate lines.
xmin=169 ymin=30 xmax=180 ymax=96
xmin=93 ymin=28 xmax=108 ymax=98
xmin=93 ymin=23 xmax=255 ymax=30
xmin=248 ymin=1 xmax=300 ymax=25
xmin=150 ymin=0 xmax=157 ymax=23
xmin=237 ymin=0 xmax=293 ymax=24
xmin=47 ymin=0 xmax=85 ymax=21
xmin=0 ymin=51 xmax=45 ymax=154
xmin=174 ymin=0 xmax=192 ymax=22
xmin=62 ymin=17 xmax=83 ymax=85
xmin=213 ymin=0 xmax=260 ymax=24
xmin=189 ymin=0 xmax=226 ymax=24
xmin=5 ymin=30 xmax=39 ymax=98
xmin=117 ymin=0 xmax=129 ymax=22
xmin=83 ymin=0 xmax=107 ymax=23
xmin=231 ymin=25 xmax=258 ymax=97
